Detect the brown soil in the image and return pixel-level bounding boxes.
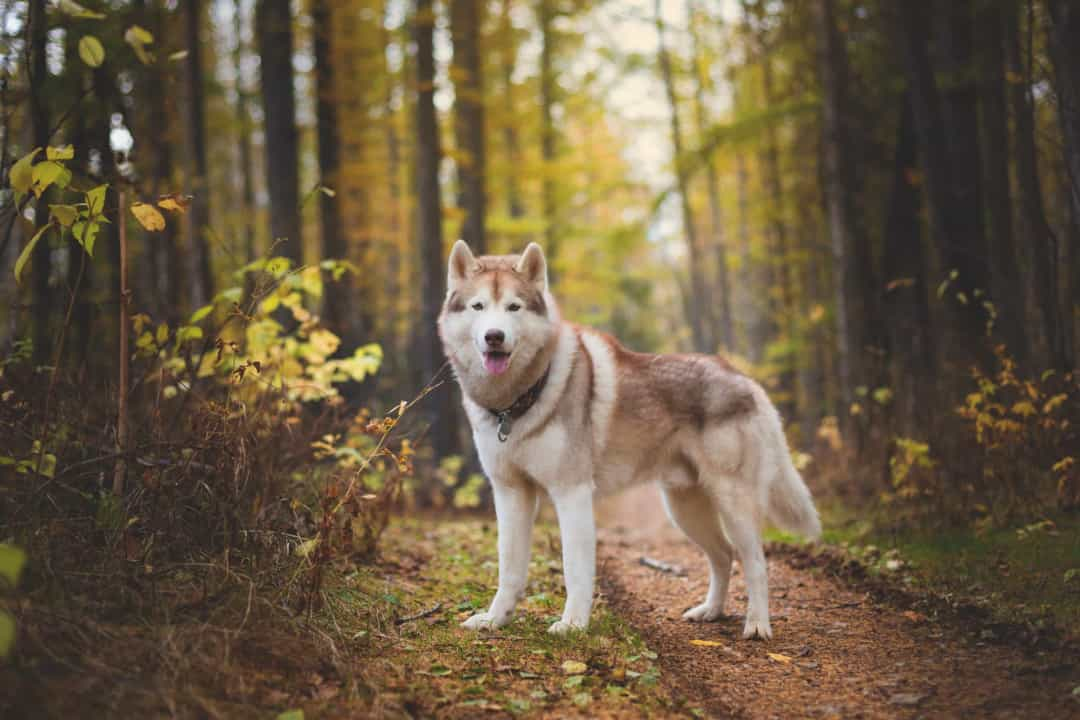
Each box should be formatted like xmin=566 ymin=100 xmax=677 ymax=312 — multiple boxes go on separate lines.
xmin=594 ymin=487 xmax=1080 ymax=719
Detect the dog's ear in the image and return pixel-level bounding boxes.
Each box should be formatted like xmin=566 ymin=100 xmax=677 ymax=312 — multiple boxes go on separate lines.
xmin=448 ymin=240 xmax=479 ymax=289
xmin=514 ymin=243 xmax=548 ymax=291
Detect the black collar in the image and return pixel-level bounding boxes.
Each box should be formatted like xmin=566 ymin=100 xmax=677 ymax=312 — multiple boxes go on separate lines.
xmin=487 ymin=367 xmax=550 ymax=442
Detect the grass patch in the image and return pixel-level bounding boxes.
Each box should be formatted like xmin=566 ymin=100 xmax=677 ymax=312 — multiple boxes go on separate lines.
xmin=799 ymin=504 xmax=1080 ymax=637
xmin=317 ymin=518 xmax=684 ymax=718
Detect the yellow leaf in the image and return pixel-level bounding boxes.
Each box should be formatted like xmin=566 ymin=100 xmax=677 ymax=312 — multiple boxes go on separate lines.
xmin=131 ymin=201 xmax=166 ymax=231
xmin=1010 ymin=401 xmax=1037 ymax=418
xmin=561 ymin=660 xmax=587 ymax=675
xmin=78 ymin=35 xmax=106 ymax=68
xmin=46 ymin=145 xmax=74 ymax=160
xmin=50 ymin=204 xmax=79 ymax=227
xmin=10 ymin=148 xmax=41 ymax=194
xmin=1044 ymin=394 xmax=1068 ymax=414
xmin=690 ymin=639 xmax=723 ymax=647
xmin=157 ymin=194 xmax=192 ymax=213
xmin=767 ymin=652 xmax=792 ymax=664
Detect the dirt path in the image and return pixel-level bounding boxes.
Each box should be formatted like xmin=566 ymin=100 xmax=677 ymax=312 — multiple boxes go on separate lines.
xmin=594 ymin=487 xmax=1080 ymax=719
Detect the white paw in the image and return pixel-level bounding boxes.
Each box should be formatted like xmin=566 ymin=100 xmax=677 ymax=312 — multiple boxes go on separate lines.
xmin=461 ymin=611 xmax=509 ymax=631
xmin=682 ymin=603 xmax=725 ymax=622
xmin=741 ymin=616 xmax=772 ymax=640
xmin=547 ymin=617 xmax=588 ymax=635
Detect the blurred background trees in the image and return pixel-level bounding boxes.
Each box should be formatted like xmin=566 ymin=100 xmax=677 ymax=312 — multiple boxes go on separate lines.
xmin=1 ymin=0 xmax=1077 ymax=518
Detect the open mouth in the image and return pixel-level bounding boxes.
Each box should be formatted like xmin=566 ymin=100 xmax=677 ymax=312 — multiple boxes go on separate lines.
xmin=483 ymin=350 xmax=511 ymax=375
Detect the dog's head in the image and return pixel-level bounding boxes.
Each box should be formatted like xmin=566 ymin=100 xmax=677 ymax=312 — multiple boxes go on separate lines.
xmin=438 ymin=241 xmax=557 ymax=380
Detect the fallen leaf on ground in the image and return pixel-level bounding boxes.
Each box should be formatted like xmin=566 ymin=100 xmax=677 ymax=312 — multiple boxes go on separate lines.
xmin=767 ymin=652 xmax=793 ymax=664
xmin=902 ymin=610 xmax=926 ymax=623
xmin=562 ymin=660 xmax=587 ymax=675
xmin=690 ymin=639 xmax=724 ymax=647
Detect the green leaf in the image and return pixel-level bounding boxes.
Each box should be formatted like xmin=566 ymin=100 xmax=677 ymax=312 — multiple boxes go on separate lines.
xmin=50 ymin=204 xmax=79 ymax=227
xmin=428 ymin=664 xmax=453 ymax=676
xmin=275 ymin=711 xmax=304 ymax=720
xmin=176 ymin=325 xmax=204 ymax=345
xmin=189 ymin=305 xmax=213 ymax=324
xmin=0 ymin=545 xmax=27 ymax=587
xmin=9 ymin=148 xmax=41 ymax=194
xmin=73 ymin=220 xmax=100 ymax=257
xmin=0 ymin=612 xmax=13 ymax=658
xmin=78 ymin=35 xmax=106 ymax=68
xmin=125 ymin=24 xmax=154 ymax=45
xmin=86 ymin=185 xmax=108 ymax=216
xmin=31 ymin=161 xmax=70 ymax=197
xmin=14 ymin=222 xmax=53 ymax=284
xmin=57 ymin=0 xmax=106 ymax=19
xmin=46 ymin=145 xmax=74 ymax=160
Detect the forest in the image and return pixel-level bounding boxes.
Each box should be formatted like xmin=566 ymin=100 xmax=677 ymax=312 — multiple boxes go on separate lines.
xmin=1 ymin=0 xmax=1078 ymax=718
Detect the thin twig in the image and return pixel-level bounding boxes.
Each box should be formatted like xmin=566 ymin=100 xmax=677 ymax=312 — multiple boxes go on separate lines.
xmin=395 ymin=602 xmax=442 ymax=625
xmin=639 ymin=556 xmax=688 ymax=577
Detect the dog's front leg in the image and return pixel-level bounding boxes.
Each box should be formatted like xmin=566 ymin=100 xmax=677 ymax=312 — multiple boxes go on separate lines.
xmin=548 ymin=483 xmax=595 ymax=634
xmin=462 ymin=477 xmax=536 ymax=631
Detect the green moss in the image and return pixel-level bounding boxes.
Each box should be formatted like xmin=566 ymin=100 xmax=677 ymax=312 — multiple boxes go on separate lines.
xmin=804 ymin=503 xmax=1080 ymax=635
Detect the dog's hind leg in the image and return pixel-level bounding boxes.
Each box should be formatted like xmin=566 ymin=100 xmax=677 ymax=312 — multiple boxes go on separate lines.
xmin=661 ymin=484 xmax=734 ymax=622
xmin=714 ymin=494 xmax=771 ymax=640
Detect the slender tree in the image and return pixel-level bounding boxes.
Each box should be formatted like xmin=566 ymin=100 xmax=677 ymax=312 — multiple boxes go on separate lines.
xmin=538 ymin=0 xmax=558 ymax=281
xmin=814 ymin=0 xmax=856 ymax=410
xmin=234 ymin=0 xmax=257 ymax=266
xmin=1005 ymin=0 xmax=1064 ymax=369
xmin=414 ymin=0 xmax=456 ymax=459
xmin=499 ymin=0 xmax=525 ymax=220
xmin=1045 ymin=0 xmax=1080 ymax=369
xmin=450 ymin=0 xmax=487 ymax=254
xmin=688 ymin=0 xmax=733 ymax=351
xmin=256 ymin=0 xmax=302 ymax=264
xmin=656 ymin=0 xmax=712 ymax=353
xmin=312 ymin=0 xmax=351 ymax=342
xmin=184 ymin=0 xmax=215 ymax=307
xmin=27 ymin=0 xmax=51 ymax=365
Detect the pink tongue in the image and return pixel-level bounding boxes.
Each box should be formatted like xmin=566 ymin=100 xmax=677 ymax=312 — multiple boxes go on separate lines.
xmin=484 ymin=353 xmax=510 ymax=375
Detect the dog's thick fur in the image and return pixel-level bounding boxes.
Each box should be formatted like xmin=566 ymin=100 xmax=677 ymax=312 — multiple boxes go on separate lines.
xmin=438 ymin=241 xmax=821 ymax=639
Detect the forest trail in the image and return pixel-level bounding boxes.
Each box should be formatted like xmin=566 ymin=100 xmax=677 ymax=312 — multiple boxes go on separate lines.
xmin=594 ymin=487 xmax=1080 ymax=719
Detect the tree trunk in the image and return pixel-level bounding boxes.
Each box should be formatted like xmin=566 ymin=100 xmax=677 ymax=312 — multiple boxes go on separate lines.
xmin=897 ymin=1 xmax=984 ymax=368
xmin=539 ymin=0 xmax=558 ymax=281
xmin=688 ymin=0 xmax=733 ymax=352
xmin=814 ymin=0 xmax=856 ymax=411
xmin=313 ymin=0 xmax=350 ymax=342
xmin=935 ymin=0 xmax=991 ymax=352
xmin=28 ymin=0 xmax=52 ymax=366
xmin=1045 ymin=0 xmax=1080 ymax=370
xmin=500 ymin=0 xmax=524 ymax=220
xmin=184 ymin=0 xmax=214 ymax=307
xmin=759 ymin=44 xmax=797 ymax=415
xmin=975 ymin=0 xmax=1025 ymax=363
xmin=234 ymin=0 xmax=257 ymax=266
xmin=256 ymin=0 xmax=302 ymax=265
xmin=882 ymin=94 xmax=934 ymax=436
xmin=145 ymin=0 xmax=182 ymax=322
xmin=450 ymin=0 xmax=487 ymax=254
xmin=656 ymin=0 xmax=711 ymax=353
xmin=414 ymin=0 xmax=456 ymax=459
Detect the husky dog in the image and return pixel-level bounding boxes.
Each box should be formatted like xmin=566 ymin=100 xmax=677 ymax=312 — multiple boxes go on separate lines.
xmin=438 ymin=241 xmax=821 ymax=639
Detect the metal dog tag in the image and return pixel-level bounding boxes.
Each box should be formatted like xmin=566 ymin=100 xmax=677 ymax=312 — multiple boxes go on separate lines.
xmin=496 ymin=411 xmax=512 ymax=442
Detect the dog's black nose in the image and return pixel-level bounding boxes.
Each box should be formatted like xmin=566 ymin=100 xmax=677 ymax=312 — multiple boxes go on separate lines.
xmin=485 ymin=329 xmax=505 ymax=347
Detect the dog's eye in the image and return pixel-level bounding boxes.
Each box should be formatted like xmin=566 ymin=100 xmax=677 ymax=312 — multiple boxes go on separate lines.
xmin=507 ymin=303 xmax=521 ymax=312
xmin=471 ymin=302 xmax=484 ymax=311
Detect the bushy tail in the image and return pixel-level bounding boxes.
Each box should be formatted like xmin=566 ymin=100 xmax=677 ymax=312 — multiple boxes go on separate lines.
xmin=755 ymin=392 xmax=822 ymax=540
